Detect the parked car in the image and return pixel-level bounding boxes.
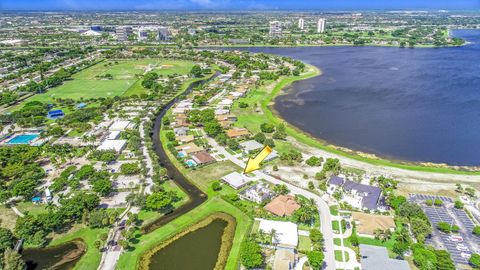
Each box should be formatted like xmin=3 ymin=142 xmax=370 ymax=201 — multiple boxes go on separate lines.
xmin=461 ymin=252 xmax=471 ymax=259
xmin=449 ymin=235 xmax=463 ymax=242
xmin=456 ymin=244 xmax=469 ymax=252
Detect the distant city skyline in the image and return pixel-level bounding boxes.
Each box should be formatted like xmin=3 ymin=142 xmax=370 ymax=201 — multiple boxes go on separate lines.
xmin=1 ymin=0 xmax=480 ymax=11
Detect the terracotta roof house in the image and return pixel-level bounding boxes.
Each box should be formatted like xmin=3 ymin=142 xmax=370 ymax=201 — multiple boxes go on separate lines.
xmin=219 ymin=120 xmax=232 ymax=128
xmin=226 ymin=128 xmax=251 ymax=139
xmin=176 ymin=135 xmax=195 ymax=143
xmin=264 ymin=195 xmax=300 ymax=217
xmin=191 ymin=150 xmax=216 ymax=165
xmin=174 ymin=119 xmax=190 ymax=128
xmin=175 ymin=143 xmax=204 ymax=155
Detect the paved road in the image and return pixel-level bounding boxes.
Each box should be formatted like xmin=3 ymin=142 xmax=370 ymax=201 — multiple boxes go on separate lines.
xmin=139 ymin=121 xmax=154 ymax=194
xmin=208 ymin=137 xmax=337 ymax=270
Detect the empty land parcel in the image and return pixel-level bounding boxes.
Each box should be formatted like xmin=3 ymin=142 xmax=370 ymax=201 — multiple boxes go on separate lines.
xmin=16 ymin=59 xmax=195 ymax=104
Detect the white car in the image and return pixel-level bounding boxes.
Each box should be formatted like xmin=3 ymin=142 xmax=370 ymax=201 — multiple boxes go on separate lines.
xmin=456 ymin=245 xmax=469 ymax=252
xmin=461 ymin=252 xmax=472 ymax=259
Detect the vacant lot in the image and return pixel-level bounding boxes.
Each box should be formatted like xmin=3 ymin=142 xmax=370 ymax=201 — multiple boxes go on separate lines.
xmin=17 ymin=59 xmax=195 ymax=105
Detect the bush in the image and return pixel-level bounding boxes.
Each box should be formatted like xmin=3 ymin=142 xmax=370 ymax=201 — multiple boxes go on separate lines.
xmin=473 ymin=226 xmax=480 ymax=236
xmin=120 ymin=163 xmax=141 ymax=175
xmin=239 ymin=102 xmax=248 ymax=108
xmin=260 ymin=123 xmax=275 ymax=133
xmin=211 ymin=181 xmax=222 ymax=191
xmin=454 ymin=200 xmax=464 ymax=209
xmin=240 ymin=240 xmax=263 ymax=269
xmin=306 ymin=156 xmax=322 ymax=166
xmin=434 ymin=199 xmax=443 ymax=206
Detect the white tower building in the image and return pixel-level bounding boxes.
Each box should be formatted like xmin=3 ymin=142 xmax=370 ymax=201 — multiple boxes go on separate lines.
xmin=298 ymin=18 xmax=304 ymax=30
xmin=269 ymin=21 xmax=282 ymax=37
xmin=317 ymin=18 xmax=326 ymax=33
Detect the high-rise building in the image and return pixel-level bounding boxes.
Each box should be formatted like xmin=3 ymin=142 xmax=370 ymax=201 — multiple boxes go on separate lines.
xmin=157 ymin=27 xmax=170 ymax=41
xmin=317 ymin=18 xmax=326 ymax=33
xmin=116 ymin=26 xmax=133 ymax=42
xmin=298 ymin=18 xmax=304 ymax=30
xmin=269 ymin=21 xmax=282 ymax=37
xmin=137 ymin=30 xmax=148 ymax=41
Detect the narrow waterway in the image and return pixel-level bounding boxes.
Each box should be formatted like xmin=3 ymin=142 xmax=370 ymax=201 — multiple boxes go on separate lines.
xmin=144 ymin=72 xmax=219 ymax=233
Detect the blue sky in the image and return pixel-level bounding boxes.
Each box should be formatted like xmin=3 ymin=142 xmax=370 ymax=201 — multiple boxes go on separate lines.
xmin=1 ymin=0 xmax=480 ymax=11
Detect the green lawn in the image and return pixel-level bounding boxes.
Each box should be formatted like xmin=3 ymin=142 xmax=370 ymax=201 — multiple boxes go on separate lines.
xmin=16 ymin=202 xmax=48 ymax=216
xmin=49 ymin=225 xmax=108 ymax=270
xmin=298 ymin=235 xmax=312 ymax=252
xmin=335 ymin=250 xmax=349 ymax=262
xmin=14 ymin=59 xmax=196 ymax=106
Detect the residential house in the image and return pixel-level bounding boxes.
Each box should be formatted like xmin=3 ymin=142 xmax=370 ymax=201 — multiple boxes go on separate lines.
xmin=175 ymin=135 xmax=195 ymax=143
xmin=240 ymin=140 xmax=263 ymax=153
xmin=258 ymin=219 xmax=298 ymax=248
xmin=274 ymin=249 xmax=297 ymax=270
xmin=221 ymin=172 xmax=253 ymax=189
xmin=191 ymin=150 xmax=216 ymax=165
xmin=239 ymin=183 xmax=272 ymax=203
xmin=175 ymin=142 xmax=204 ymax=155
xmin=264 ymin=195 xmax=300 ymax=217
xmin=173 ymin=127 xmax=189 ymax=136
xmin=328 ymin=176 xmax=382 ymax=210
xmin=360 ymin=244 xmax=410 ymax=270
xmin=226 ymin=128 xmax=251 ymax=139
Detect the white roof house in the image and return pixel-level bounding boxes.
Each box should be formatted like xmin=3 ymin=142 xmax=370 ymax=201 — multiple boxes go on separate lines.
xmin=218 ymin=99 xmax=233 ymax=106
xmin=97 ymin=139 xmax=127 ymax=152
xmin=107 ymin=131 xmax=121 ymax=140
xmin=109 ymin=120 xmax=132 ymax=131
xmin=258 ymin=219 xmax=298 ymax=248
xmin=240 ymin=140 xmax=264 ymax=153
xmin=221 ymin=172 xmax=253 ymax=189
xmin=81 ymin=30 xmax=101 ymax=36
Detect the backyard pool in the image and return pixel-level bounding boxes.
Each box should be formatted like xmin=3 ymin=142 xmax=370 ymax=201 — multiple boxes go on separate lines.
xmin=6 ymin=133 xmax=40 ymax=145
xmin=186 ymin=159 xmax=197 ymax=167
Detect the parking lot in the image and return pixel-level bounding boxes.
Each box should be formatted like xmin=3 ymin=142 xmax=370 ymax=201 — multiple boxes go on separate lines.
xmin=409 ymin=194 xmax=479 ymax=266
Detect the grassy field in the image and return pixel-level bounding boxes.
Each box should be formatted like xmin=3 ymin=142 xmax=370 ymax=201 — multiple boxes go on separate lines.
xmin=233 ymin=64 xmax=480 ymax=175
xmin=15 ymin=202 xmax=48 ymax=216
xmin=0 ymin=206 xmax=18 ymax=230
xmin=15 ymin=59 xmax=195 ymax=105
xmin=335 ymin=250 xmax=350 ymax=261
xmin=49 ymin=225 xmax=108 ymax=270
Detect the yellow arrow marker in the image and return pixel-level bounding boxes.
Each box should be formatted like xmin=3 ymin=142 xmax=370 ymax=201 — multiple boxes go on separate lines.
xmin=244 ymin=145 xmax=273 ymax=174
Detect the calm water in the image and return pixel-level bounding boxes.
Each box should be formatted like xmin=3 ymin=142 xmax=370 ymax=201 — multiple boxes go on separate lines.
xmin=148 ymin=219 xmax=227 ymax=270
xmin=22 ymin=240 xmax=85 ymax=270
xmin=245 ymin=30 xmax=480 ymax=165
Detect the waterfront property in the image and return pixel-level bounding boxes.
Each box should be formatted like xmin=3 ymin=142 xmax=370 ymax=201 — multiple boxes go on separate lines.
xmin=328 ymin=176 xmax=383 ymax=211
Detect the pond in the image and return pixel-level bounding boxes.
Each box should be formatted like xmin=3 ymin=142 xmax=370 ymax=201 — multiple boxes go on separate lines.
xmin=22 ymin=240 xmax=86 ymax=270
xmin=147 ymin=219 xmax=228 ymax=270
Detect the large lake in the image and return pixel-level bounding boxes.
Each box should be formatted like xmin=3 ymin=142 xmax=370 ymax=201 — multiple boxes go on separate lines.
xmin=244 ymin=30 xmax=480 ymax=166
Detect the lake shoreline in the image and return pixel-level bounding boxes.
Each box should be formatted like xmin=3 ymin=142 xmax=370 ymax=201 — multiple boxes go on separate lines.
xmin=260 ymin=64 xmax=480 ymax=174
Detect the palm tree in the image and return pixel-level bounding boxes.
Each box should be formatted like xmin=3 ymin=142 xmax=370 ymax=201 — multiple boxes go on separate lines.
xmin=269 ymin=229 xmax=279 ymax=245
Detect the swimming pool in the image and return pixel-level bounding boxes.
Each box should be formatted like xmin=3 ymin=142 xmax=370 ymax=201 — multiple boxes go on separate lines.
xmin=186 ymin=159 xmax=197 ymax=167
xmin=178 ymin=151 xmax=187 ymax=158
xmin=6 ymin=133 xmax=40 ymax=145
